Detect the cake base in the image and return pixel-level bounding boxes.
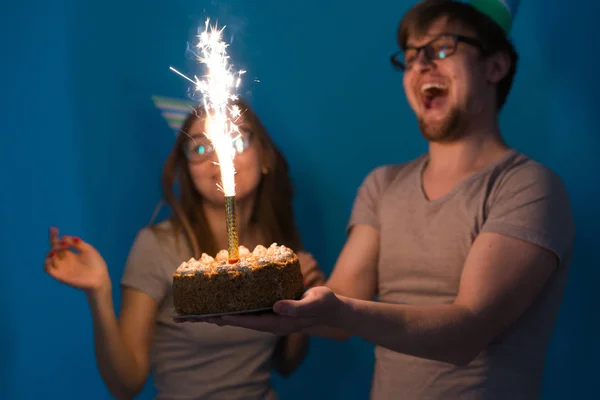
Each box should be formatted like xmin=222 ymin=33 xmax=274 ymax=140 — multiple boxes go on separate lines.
xmin=173 ymin=306 xmax=273 ymax=321
xmin=172 ymin=243 xmax=304 ymax=316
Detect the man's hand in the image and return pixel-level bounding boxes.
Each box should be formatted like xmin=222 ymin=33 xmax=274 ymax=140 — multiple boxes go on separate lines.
xmin=203 ymin=287 xmax=344 ymax=335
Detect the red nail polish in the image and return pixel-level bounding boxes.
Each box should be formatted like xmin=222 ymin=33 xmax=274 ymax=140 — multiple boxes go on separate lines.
xmin=59 ymin=240 xmax=67 ymax=246
xmin=49 ymin=251 xmax=55 ymax=258
xmin=73 ymin=237 xmax=81 ymax=243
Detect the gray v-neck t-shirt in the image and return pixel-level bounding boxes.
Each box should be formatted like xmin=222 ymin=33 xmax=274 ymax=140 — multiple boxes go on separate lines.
xmin=348 ymin=149 xmax=575 ymax=400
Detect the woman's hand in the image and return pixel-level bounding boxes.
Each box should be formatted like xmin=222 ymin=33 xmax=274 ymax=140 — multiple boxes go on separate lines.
xmin=296 ymin=251 xmax=326 ymax=288
xmin=44 ymin=227 xmax=111 ymax=295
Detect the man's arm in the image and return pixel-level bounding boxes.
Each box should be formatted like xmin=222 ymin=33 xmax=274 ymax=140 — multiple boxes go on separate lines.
xmin=326 ymin=166 xmax=387 ymax=299
xmin=326 ymin=224 xmax=379 ymax=300
xmin=211 ymin=164 xmax=571 ymax=364
xmin=332 ymin=231 xmax=558 ymax=365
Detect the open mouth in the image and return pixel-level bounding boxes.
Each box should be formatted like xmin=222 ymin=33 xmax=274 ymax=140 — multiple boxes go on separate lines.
xmin=420 ymin=82 xmax=449 ymax=111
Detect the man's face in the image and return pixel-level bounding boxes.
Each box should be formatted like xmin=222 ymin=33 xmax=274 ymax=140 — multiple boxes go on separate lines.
xmin=402 ymin=17 xmax=486 ymax=142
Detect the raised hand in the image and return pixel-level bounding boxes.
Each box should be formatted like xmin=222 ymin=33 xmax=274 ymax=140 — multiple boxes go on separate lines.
xmin=296 ymin=251 xmax=325 ymax=288
xmin=44 ymin=227 xmax=111 ymax=294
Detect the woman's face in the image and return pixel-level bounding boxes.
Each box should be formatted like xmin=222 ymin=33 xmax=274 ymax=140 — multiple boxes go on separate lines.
xmin=184 ymin=117 xmax=263 ymax=206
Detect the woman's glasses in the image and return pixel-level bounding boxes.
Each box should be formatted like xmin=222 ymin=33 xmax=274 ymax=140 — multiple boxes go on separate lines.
xmin=184 ymin=129 xmax=252 ymax=163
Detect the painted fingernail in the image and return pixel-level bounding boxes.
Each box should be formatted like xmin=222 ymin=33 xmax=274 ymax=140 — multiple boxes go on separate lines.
xmin=59 ymin=240 xmax=67 ymax=246
xmin=73 ymin=237 xmax=81 ymax=243
xmin=49 ymin=251 xmax=55 ymax=258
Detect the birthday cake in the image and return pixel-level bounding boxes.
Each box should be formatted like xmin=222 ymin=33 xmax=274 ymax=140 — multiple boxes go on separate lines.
xmin=172 ymin=243 xmax=304 ymax=316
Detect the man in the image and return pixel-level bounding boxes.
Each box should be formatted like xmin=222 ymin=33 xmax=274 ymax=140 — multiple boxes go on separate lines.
xmin=204 ymin=1 xmax=575 ymax=398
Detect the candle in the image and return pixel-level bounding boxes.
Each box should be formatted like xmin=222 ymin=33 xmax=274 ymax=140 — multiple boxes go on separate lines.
xmin=171 ymin=18 xmax=245 ymax=263
xmin=224 ymin=195 xmax=239 ymax=262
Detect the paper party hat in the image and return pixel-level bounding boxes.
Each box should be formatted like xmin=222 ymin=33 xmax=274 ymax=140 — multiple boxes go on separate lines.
xmin=466 ymin=0 xmax=520 ymax=32
xmin=151 ymin=95 xmax=196 ymax=132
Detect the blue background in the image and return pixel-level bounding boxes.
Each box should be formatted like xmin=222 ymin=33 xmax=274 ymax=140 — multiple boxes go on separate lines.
xmin=1 ymin=0 xmax=598 ymax=399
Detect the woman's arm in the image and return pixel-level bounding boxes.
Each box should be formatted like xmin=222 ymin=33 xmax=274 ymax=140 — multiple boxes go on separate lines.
xmin=45 ymin=233 xmax=158 ymax=400
xmin=87 ymin=286 xmax=158 ymax=399
xmin=271 ymin=333 xmax=309 ymax=377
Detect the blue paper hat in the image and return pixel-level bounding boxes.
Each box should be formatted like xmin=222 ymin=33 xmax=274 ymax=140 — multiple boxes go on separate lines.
xmin=466 ymin=0 xmax=520 ymax=32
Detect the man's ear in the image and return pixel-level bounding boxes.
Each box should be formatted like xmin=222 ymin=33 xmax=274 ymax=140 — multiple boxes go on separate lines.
xmin=486 ymin=50 xmax=511 ymax=84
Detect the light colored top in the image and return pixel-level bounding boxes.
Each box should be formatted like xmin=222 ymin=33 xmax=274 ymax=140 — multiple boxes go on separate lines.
xmin=348 ymin=149 xmax=575 ymax=400
xmin=121 ymin=221 xmax=279 ymax=400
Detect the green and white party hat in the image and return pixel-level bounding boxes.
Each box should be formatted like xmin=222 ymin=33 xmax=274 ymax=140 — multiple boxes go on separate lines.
xmin=466 ymin=0 xmax=520 ymax=33
xmin=151 ymin=95 xmax=196 ymax=132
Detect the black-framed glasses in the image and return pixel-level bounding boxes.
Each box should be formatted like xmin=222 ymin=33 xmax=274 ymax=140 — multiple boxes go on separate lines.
xmin=390 ymin=34 xmax=484 ymax=71
xmin=184 ymin=128 xmax=253 ymax=162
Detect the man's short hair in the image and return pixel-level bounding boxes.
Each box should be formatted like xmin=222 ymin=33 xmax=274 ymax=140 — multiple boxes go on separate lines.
xmin=397 ymin=0 xmax=519 ymax=110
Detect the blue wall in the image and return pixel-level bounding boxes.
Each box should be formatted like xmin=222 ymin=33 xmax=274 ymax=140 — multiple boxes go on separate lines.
xmin=1 ymin=0 xmax=598 ymax=399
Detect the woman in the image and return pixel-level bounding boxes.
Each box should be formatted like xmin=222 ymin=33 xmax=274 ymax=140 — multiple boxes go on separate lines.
xmin=44 ymin=98 xmax=325 ymax=400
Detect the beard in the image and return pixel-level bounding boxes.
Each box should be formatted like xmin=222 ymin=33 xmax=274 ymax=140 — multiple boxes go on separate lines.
xmin=418 ymin=107 xmax=466 ymax=142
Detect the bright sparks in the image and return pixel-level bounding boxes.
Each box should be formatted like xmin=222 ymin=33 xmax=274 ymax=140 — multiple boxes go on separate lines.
xmin=170 ymin=18 xmax=245 ymax=197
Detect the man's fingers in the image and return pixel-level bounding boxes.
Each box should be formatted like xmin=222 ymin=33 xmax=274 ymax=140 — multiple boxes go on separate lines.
xmin=219 ymin=314 xmax=314 ymax=334
xmin=274 ymin=286 xmax=334 ymax=317
xmin=274 ymin=295 xmax=319 ymax=317
xmin=221 ymin=314 xmax=280 ymax=329
xmin=173 ymin=317 xmax=223 ymax=325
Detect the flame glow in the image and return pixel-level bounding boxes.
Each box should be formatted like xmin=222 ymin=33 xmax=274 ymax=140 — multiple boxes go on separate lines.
xmin=170 ymin=18 xmax=245 ymax=197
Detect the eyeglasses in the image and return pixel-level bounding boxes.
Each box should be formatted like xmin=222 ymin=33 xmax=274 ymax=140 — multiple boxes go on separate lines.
xmin=390 ymin=34 xmax=484 ymax=71
xmin=183 ymin=129 xmax=252 ymax=162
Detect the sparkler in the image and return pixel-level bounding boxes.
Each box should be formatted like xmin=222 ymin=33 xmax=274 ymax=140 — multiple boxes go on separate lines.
xmin=171 ymin=18 xmax=245 ymax=263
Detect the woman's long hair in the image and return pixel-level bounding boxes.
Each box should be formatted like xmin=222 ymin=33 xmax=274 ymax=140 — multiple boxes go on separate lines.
xmin=152 ymin=97 xmax=302 ymax=258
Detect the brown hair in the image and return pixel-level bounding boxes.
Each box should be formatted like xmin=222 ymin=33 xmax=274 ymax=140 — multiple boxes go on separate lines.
xmin=397 ymin=0 xmax=519 ymax=110
xmin=152 ymin=97 xmax=302 ymax=258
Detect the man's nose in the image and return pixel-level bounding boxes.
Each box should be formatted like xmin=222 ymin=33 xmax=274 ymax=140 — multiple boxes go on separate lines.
xmin=413 ymin=49 xmax=435 ymax=73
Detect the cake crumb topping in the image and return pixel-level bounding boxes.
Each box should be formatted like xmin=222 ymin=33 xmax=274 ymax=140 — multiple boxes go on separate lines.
xmin=175 ymin=243 xmax=295 ymax=275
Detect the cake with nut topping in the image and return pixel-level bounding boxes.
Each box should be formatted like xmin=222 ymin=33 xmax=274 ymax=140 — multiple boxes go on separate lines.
xmin=172 ymin=243 xmax=304 ymax=316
